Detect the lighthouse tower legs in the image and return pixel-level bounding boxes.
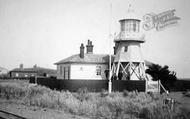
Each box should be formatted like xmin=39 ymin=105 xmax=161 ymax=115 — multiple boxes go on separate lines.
xmin=112 ymin=61 xmax=146 ymax=80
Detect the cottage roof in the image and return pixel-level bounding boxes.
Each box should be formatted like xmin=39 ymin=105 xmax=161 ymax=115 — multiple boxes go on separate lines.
xmin=55 ymin=54 xmax=115 ymax=65
xmin=55 ymin=54 xmax=153 ymax=66
xmin=11 ymin=67 xmax=56 ymax=74
xmin=55 ymin=53 xmax=153 ymax=67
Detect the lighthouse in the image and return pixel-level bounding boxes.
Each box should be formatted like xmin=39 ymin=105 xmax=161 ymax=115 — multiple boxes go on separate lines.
xmin=112 ymin=7 xmax=146 ymax=80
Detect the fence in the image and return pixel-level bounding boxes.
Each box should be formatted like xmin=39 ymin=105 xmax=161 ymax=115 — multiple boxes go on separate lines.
xmin=29 ymin=77 xmax=190 ymax=92
xmin=59 ymin=80 xmax=108 ymax=92
xmin=146 ymin=80 xmax=160 ymax=93
xmin=161 ymin=80 xmax=190 ymax=91
xmin=0 ymin=77 xmax=30 ymax=80
xmin=30 ymin=77 xmax=146 ymax=92
xmin=112 ymin=80 xmax=145 ymax=92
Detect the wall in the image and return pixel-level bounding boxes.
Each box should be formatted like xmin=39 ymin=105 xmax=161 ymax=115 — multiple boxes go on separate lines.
xmin=70 ymin=64 xmax=108 ymax=80
xmin=59 ymin=80 xmax=108 ymax=92
xmin=31 ymin=77 xmax=146 ymax=92
xmin=10 ymin=72 xmax=37 ymax=78
xmin=36 ymin=77 xmax=58 ymax=90
xmin=114 ymin=42 xmax=144 ymax=62
xmin=161 ymin=80 xmax=190 ymax=91
xmin=30 ymin=77 xmax=190 ymax=92
xmin=57 ymin=64 xmax=70 ymax=79
xmin=112 ymin=80 xmax=145 ymax=91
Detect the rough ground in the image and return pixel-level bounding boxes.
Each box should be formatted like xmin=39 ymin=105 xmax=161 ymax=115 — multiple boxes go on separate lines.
xmin=0 ymin=92 xmax=190 ymax=119
xmin=169 ymin=92 xmax=190 ymax=111
xmin=0 ymin=99 xmax=89 ymax=119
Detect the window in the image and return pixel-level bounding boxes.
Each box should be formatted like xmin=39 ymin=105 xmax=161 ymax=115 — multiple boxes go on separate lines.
xmin=65 ymin=67 xmax=69 ymax=80
xmin=64 ymin=67 xmax=66 ymax=79
xmin=68 ymin=66 xmax=70 ymax=79
xmin=96 ymin=66 xmax=101 ymax=75
xmin=121 ymin=22 xmax=125 ymax=31
xmin=126 ymin=22 xmax=129 ymax=32
xmin=136 ymin=22 xmax=140 ymax=32
xmin=124 ymin=46 xmax=128 ymax=52
xmin=133 ymin=21 xmax=136 ymax=32
xmin=60 ymin=66 xmax=70 ymax=80
xmin=130 ymin=21 xmax=133 ymax=32
xmin=60 ymin=66 xmax=63 ymax=75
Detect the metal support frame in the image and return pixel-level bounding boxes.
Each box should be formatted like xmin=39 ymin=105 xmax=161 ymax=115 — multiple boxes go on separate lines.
xmin=111 ymin=61 xmax=146 ymax=80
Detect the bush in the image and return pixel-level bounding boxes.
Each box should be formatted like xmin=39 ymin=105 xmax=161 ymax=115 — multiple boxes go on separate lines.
xmin=100 ymin=89 xmax=108 ymax=97
xmin=0 ymin=81 xmax=189 ymax=119
xmin=0 ymin=82 xmax=28 ymax=99
xmin=183 ymin=90 xmax=190 ymax=97
xmin=78 ymin=101 xmax=97 ymax=117
xmin=123 ymin=90 xmax=129 ymax=97
xmin=75 ymin=87 xmax=90 ymax=102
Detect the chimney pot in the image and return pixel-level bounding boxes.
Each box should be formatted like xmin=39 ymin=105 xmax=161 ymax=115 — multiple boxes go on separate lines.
xmin=88 ymin=39 xmax=90 ymax=45
xmin=20 ymin=64 xmax=23 ymax=69
xmin=86 ymin=40 xmax=93 ymax=54
xmin=80 ymin=43 xmax=84 ymax=58
xmin=114 ymin=43 xmax=118 ymax=55
xmin=33 ymin=64 xmax=37 ymax=68
xmin=114 ymin=46 xmax=116 ymax=55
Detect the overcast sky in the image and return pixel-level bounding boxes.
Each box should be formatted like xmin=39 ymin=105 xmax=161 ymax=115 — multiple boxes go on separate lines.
xmin=0 ymin=0 xmax=190 ymax=78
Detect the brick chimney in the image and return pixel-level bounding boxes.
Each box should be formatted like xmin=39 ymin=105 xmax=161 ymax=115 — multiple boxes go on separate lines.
xmin=33 ymin=64 xmax=37 ymax=68
xmin=86 ymin=40 xmax=93 ymax=54
xmin=113 ymin=46 xmax=116 ymax=55
xmin=113 ymin=43 xmax=119 ymax=55
xmin=80 ymin=43 xmax=84 ymax=58
xmin=19 ymin=64 xmax=23 ymax=69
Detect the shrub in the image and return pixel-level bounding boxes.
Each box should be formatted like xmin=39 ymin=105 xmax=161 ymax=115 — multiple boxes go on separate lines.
xmin=178 ymin=107 xmax=190 ymax=119
xmin=96 ymin=105 xmax=112 ymax=119
xmin=183 ymin=90 xmax=190 ymax=97
xmin=100 ymin=89 xmax=108 ymax=97
xmin=123 ymin=90 xmax=129 ymax=97
xmin=78 ymin=101 xmax=97 ymax=117
xmin=63 ymin=94 xmax=80 ymax=114
xmin=75 ymin=87 xmax=90 ymax=102
xmin=0 ymin=82 xmax=27 ymax=99
xmin=96 ymin=93 xmax=141 ymax=118
xmin=0 ymin=81 xmax=189 ymax=119
xmin=108 ymin=91 xmax=121 ymax=98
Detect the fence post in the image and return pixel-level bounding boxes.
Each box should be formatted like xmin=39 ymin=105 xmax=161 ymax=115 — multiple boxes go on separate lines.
xmin=108 ymin=80 xmax=112 ymax=93
xmin=145 ymin=80 xmax=147 ymax=93
xmin=35 ymin=76 xmax=37 ymax=84
xmin=158 ymin=80 xmax=160 ymax=93
xmin=160 ymin=81 xmax=169 ymax=94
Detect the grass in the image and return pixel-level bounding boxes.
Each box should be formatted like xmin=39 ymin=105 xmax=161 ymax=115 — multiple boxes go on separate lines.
xmin=0 ymin=80 xmax=190 ymax=119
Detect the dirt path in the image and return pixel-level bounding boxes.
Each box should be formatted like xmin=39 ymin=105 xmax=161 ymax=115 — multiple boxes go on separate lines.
xmin=0 ymin=100 xmax=89 ymax=119
xmin=169 ymin=92 xmax=190 ymax=111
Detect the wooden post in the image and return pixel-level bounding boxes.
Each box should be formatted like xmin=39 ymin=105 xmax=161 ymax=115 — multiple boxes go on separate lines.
xmin=145 ymin=80 xmax=147 ymax=93
xmin=158 ymin=80 xmax=161 ymax=93
xmin=35 ymin=76 xmax=37 ymax=84
xmin=116 ymin=62 xmax=120 ymax=77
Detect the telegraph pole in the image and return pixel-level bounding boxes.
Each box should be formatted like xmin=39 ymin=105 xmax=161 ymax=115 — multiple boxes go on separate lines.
xmin=108 ymin=3 xmax=112 ymax=93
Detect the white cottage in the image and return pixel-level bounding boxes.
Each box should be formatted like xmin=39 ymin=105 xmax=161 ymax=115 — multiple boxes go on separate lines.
xmin=55 ymin=40 xmax=110 ymax=80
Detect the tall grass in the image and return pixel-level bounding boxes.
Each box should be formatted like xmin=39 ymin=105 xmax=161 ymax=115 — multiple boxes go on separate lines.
xmin=0 ymin=81 xmax=189 ymax=119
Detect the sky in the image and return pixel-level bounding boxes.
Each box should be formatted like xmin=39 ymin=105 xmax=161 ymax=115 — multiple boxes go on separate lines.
xmin=0 ymin=0 xmax=190 ymax=78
